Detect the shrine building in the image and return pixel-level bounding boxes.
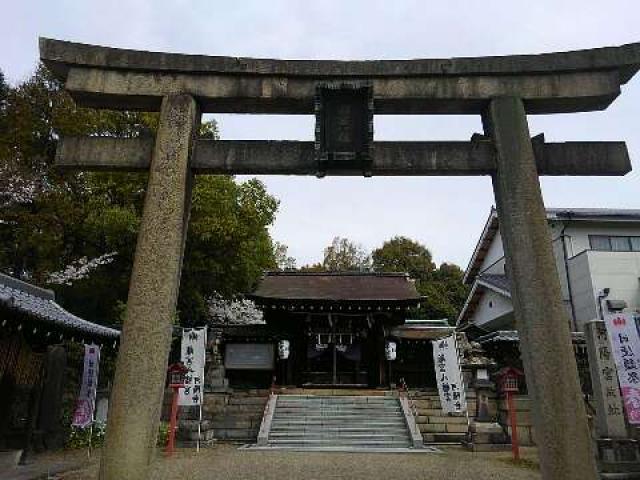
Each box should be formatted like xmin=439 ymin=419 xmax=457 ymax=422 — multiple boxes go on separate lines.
xmin=212 ymin=271 xmax=453 ymax=390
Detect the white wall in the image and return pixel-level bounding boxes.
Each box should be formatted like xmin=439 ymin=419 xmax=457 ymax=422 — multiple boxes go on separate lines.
xmin=471 ymin=288 xmax=514 ymax=329
xmin=478 ymin=233 xmax=506 ymax=275
xmin=470 ymin=218 xmax=640 ymax=332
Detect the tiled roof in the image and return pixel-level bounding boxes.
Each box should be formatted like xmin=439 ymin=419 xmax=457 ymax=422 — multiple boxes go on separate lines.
xmin=478 ymin=274 xmax=511 ymax=295
xmin=250 ymin=271 xmax=421 ymax=303
xmin=0 ymin=273 xmax=120 ymax=340
xmin=476 ymin=329 xmax=584 ymax=344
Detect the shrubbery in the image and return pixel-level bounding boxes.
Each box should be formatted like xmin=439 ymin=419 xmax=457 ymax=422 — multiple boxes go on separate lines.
xmin=65 ymin=421 xmax=170 ymax=449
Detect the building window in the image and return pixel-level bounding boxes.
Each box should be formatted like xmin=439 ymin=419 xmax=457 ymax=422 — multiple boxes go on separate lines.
xmin=590 ymin=235 xmax=611 ymax=251
xmin=611 ymin=237 xmax=632 ymax=252
xmin=589 ymin=235 xmax=640 ymax=252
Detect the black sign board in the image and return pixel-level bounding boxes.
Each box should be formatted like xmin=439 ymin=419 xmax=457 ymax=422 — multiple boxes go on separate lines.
xmin=315 ymin=84 xmax=374 ymax=177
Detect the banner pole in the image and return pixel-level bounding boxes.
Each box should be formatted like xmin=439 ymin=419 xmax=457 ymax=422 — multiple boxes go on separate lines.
xmin=454 ymin=333 xmax=471 ymax=428
xmin=197 ymin=328 xmax=206 ymax=452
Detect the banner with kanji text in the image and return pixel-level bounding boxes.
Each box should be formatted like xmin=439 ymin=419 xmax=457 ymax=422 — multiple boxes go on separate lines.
xmin=179 ymin=328 xmax=207 ymax=406
xmin=432 ymin=334 xmax=467 ymax=414
xmin=72 ymin=344 xmax=100 ymax=428
xmin=605 ymin=312 xmax=640 ymax=424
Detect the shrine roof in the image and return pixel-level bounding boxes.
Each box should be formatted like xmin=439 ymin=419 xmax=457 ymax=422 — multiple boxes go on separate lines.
xmin=250 ymin=272 xmax=421 ymax=305
xmin=0 ymin=273 xmax=120 ymax=340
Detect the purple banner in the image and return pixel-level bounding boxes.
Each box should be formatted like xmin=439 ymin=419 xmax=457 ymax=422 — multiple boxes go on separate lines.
xmin=72 ymin=344 xmax=100 ymax=428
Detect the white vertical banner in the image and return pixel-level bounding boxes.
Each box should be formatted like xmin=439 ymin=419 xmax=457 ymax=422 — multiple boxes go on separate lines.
xmin=72 ymin=344 xmax=100 ymax=427
xmin=432 ymin=334 xmax=467 ymax=414
xmin=179 ymin=328 xmax=207 ymax=406
xmin=604 ymin=313 xmax=640 ymax=424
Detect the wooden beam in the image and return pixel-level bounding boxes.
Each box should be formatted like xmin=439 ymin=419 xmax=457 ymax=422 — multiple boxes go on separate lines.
xmin=56 ymin=137 xmax=631 ymax=176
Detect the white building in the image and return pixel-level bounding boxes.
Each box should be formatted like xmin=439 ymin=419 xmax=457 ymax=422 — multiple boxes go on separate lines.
xmin=457 ymin=208 xmax=640 ymax=335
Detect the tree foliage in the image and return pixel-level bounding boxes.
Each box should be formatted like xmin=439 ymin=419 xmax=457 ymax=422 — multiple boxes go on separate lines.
xmin=321 ymin=236 xmax=371 ymax=271
xmin=372 ymin=237 xmax=468 ymax=323
xmin=371 ymin=236 xmax=435 ymax=281
xmin=0 ymin=65 xmax=279 ymax=327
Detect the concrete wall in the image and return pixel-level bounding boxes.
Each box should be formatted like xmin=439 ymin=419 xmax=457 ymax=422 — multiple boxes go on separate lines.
xmin=567 ymin=252 xmax=598 ymax=328
xmin=568 ymin=250 xmax=640 ymax=331
xmin=562 ymin=222 xmax=640 ymax=257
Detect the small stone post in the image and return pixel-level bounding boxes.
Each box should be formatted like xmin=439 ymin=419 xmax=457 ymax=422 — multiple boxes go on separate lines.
xmin=483 ymin=96 xmax=598 ymax=479
xmin=584 ymin=320 xmax=626 ymax=438
xmin=100 ymin=94 xmax=199 ymax=480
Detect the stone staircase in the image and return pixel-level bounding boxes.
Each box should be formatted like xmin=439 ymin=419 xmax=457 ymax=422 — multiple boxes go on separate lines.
xmin=260 ymin=395 xmax=416 ymax=449
xmin=408 ymin=389 xmax=470 ymax=444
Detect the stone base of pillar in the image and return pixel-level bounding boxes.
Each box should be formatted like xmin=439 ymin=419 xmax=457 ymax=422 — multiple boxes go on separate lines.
xmin=176 ymin=419 xmax=216 ymax=448
xmin=597 ymin=438 xmax=640 ymax=477
xmin=463 ymin=421 xmax=510 ymax=452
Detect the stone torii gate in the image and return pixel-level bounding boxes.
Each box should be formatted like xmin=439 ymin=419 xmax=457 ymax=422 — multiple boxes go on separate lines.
xmin=40 ymin=38 xmax=640 ymax=480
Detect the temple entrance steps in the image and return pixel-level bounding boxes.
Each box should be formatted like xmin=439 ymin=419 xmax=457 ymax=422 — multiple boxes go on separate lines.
xmin=258 ymin=394 xmax=421 ymax=450
xmin=407 ymin=389 xmax=471 ymax=444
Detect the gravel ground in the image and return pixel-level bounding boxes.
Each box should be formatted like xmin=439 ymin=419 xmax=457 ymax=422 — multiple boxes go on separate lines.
xmin=52 ymin=444 xmax=540 ymax=480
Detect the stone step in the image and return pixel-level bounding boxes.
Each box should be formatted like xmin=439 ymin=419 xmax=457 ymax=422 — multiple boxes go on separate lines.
xmin=271 ymin=420 xmax=406 ymax=427
xmin=269 ymin=433 xmax=412 ymax=441
xmin=228 ymin=396 xmax=269 ymax=406
xmin=268 ymin=439 xmax=411 ymax=447
xmin=269 ymin=430 xmax=410 ymax=438
xmin=273 ymin=410 xmax=402 ymax=416
xmin=278 ymin=397 xmax=397 ymax=403
xmin=263 ymin=394 xmax=414 ymax=449
xmin=271 ymin=416 xmax=404 ymax=423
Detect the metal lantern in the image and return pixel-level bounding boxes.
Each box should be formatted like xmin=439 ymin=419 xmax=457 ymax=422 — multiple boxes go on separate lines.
xmin=385 ymin=340 xmax=397 ymax=361
xmin=278 ymin=339 xmax=290 ymax=360
xmin=167 ymin=362 xmax=188 ymax=387
xmin=497 ymin=366 xmax=523 ymax=393
xmin=496 ymin=366 xmax=525 ymax=461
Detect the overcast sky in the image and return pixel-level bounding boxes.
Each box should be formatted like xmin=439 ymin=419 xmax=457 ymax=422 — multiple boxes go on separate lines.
xmin=2 ymin=0 xmax=639 ymax=269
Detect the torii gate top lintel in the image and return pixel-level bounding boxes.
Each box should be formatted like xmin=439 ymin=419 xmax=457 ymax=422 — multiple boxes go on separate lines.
xmin=39 ymin=37 xmax=640 ymax=114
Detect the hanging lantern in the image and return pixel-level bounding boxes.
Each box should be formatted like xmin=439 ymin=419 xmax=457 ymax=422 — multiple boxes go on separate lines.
xmin=278 ymin=340 xmax=290 ymax=360
xmin=385 ymin=340 xmax=397 ymax=361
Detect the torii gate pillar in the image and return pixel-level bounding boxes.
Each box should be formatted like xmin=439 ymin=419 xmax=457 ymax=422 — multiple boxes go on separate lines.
xmin=484 ymin=96 xmax=597 ymax=478
xmin=99 ymin=95 xmax=199 ymax=480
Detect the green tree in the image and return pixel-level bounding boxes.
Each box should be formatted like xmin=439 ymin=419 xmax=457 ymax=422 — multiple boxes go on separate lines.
xmin=321 ymin=236 xmax=371 ymax=271
xmin=0 ymin=65 xmax=279 ymax=327
xmin=372 ymin=237 xmax=468 ymax=323
xmin=371 ymin=236 xmax=435 ymax=281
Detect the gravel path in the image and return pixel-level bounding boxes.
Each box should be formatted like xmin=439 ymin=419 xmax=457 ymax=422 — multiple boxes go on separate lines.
xmin=55 ymin=444 xmax=540 ymax=480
